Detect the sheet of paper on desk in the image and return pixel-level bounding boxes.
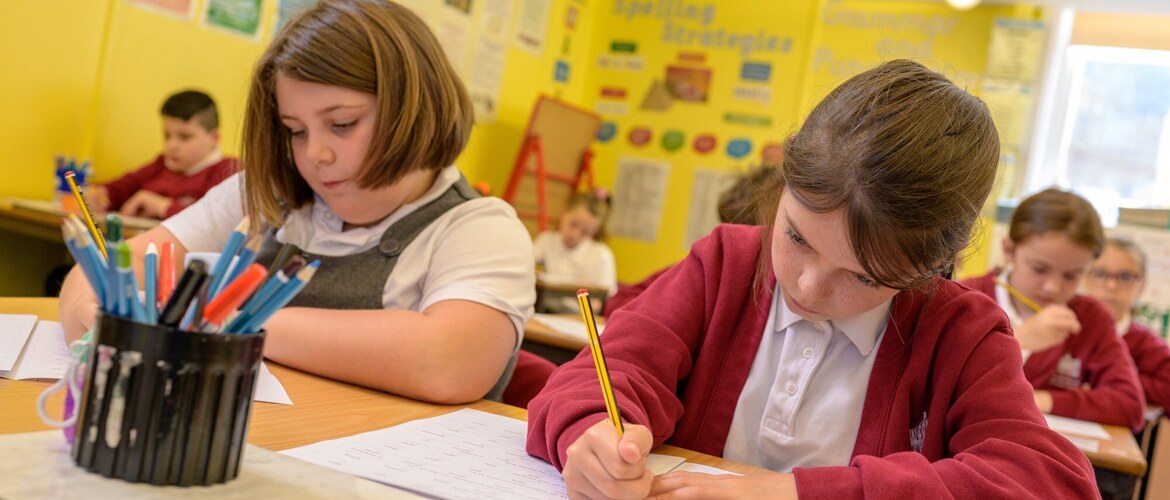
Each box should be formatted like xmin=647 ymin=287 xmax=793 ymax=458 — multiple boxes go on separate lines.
xmin=1062 ymin=434 xmax=1101 ymax=453
xmin=533 ymin=313 xmax=604 ymax=342
xmin=0 ymin=314 xmax=38 ymax=371
xmin=1044 ymin=414 xmax=1110 ymax=440
xmin=254 ymin=361 xmax=293 ymax=405
xmin=281 ymin=408 xmax=685 ymax=500
xmin=0 ymin=320 xmax=69 ymax=380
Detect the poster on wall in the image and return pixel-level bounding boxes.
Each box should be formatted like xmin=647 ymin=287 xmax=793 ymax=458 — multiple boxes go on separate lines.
xmin=129 ymin=0 xmax=193 ymax=19
xmin=203 ymin=0 xmax=263 ymax=39
xmin=468 ymin=0 xmax=511 ymax=122
xmin=980 ymin=78 xmax=1033 ymax=147
xmin=665 ymin=65 xmax=712 ymax=102
xmin=515 ymin=0 xmax=551 ymax=55
xmin=275 ymin=0 xmax=316 ymax=35
xmin=433 ymin=3 xmax=473 ymax=79
xmin=986 ymin=18 xmax=1046 ymax=81
xmin=610 ymin=157 xmax=671 ymax=243
xmin=684 ymin=169 xmax=737 ymax=249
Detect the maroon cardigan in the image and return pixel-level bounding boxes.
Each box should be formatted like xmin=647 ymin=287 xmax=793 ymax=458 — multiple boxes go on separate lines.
xmin=962 ymin=272 xmax=1145 ymax=428
xmin=102 ymin=154 xmax=238 ymax=218
xmin=528 ymin=225 xmax=1094 ymax=499
xmin=1124 ymin=320 xmax=1170 ymax=409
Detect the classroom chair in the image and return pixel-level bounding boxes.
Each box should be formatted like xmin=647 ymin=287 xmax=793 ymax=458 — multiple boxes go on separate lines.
xmin=503 ymin=350 xmax=558 ymax=409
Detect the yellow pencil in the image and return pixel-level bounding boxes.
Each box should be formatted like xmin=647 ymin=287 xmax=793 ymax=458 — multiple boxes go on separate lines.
xmin=577 ymin=289 xmax=623 ymax=435
xmin=64 ymin=171 xmax=106 ymax=259
xmin=993 ymin=277 xmax=1041 ymax=312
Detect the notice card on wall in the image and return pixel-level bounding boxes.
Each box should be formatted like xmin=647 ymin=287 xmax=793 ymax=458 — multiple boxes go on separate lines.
xmin=609 ymin=157 xmax=671 ymax=243
xmin=684 ymin=168 xmax=737 ymax=250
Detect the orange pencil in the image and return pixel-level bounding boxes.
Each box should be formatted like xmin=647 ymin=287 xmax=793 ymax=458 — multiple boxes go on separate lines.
xmin=993 ymin=277 xmax=1042 ymax=312
xmin=158 ymin=241 xmax=176 ymax=306
xmin=201 ymin=264 xmax=267 ymax=331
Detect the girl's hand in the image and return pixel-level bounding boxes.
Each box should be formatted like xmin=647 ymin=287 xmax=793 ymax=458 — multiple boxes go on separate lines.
xmin=562 ymin=419 xmax=654 ymax=500
xmin=1016 ymin=305 xmax=1080 ymax=352
xmin=60 ymin=287 xmax=99 ymax=344
xmin=87 ymin=186 xmax=109 ymax=212
xmin=649 ymin=471 xmax=797 ymax=500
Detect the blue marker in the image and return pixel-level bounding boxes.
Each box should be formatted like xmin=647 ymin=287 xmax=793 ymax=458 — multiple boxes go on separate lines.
xmin=115 ymin=243 xmax=147 ymax=322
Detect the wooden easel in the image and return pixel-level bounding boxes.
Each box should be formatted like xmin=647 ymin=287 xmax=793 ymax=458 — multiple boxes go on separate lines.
xmin=503 ymin=96 xmax=601 ymax=234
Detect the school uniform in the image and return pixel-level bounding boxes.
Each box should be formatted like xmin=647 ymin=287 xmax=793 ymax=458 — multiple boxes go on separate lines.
xmin=163 ymin=166 xmax=536 ymax=400
xmin=102 ymin=152 xmax=238 ymax=218
xmin=963 ymin=271 xmax=1145 ymax=429
xmin=1120 ymin=317 xmax=1170 ymax=409
xmin=527 ymin=224 xmax=1095 ymax=498
xmin=532 ymin=231 xmax=617 ymax=313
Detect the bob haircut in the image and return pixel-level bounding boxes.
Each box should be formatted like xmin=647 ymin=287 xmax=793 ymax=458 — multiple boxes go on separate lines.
xmin=241 ymin=0 xmax=474 ymax=227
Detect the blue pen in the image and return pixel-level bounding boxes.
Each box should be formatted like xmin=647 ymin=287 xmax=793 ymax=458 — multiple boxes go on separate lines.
xmin=115 ymin=243 xmax=147 ymax=322
xmin=207 ymin=217 xmax=250 ymax=301
xmin=238 ymin=260 xmax=319 ymax=334
xmin=144 ymin=243 xmax=159 ymax=324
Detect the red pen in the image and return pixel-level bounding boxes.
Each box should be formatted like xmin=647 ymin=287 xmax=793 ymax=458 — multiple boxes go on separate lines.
xmin=200 ymin=264 xmax=267 ymax=332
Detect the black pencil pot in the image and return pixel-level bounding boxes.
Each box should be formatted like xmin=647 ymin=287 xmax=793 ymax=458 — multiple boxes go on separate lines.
xmin=71 ymin=314 xmax=265 ymax=486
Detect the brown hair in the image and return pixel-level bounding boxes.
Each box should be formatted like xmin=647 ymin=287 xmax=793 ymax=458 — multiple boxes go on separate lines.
xmin=718 ymin=166 xmax=781 ymax=225
xmin=161 ymin=90 xmax=218 ymax=132
xmin=1104 ymin=237 xmax=1147 ymax=277
xmin=757 ymin=59 xmax=1000 ymax=291
xmin=1009 ymin=188 xmax=1104 ymax=257
xmin=241 ymin=0 xmax=474 ymax=227
xmin=565 ymin=189 xmax=612 ymax=240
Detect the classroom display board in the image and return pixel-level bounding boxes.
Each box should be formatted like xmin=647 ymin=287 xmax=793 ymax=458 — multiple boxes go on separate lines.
xmin=506 ymin=96 xmax=601 ymax=235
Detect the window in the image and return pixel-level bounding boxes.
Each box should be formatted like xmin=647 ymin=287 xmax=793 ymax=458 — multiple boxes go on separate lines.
xmin=1056 ymin=46 xmax=1170 ymax=208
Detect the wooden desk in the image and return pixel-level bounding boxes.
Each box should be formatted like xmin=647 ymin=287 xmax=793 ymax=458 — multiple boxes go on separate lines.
xmin=535 ymin=276 xmax=608 ymax=314
xmin=0 ymin=298 xmax=767 ymax=477
xmin=522 ymin=314 xmax=594 ymax=365
xmin=1081 ymin=424 xmax=1147 ymax=476
xmin=0 ymin=197 xmax=156 ymax=242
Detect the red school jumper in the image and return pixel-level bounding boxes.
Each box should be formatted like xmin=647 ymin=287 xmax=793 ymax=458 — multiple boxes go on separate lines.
xmin=102 ymin=154 xmax=238 ymax=218
xmin=962 ymin=271 xmax=1144 ymax=429
xmin=527 ymin=225 xmax=1095 ymax=499
xmin=1124 ymin=320 xmax=1170 ymax=409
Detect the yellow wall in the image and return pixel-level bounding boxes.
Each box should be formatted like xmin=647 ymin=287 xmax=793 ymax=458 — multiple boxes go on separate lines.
xmin=0 ymin=0 xmax=1044 ymax=291
xmin=581 ymin=0 xmax=1041 ymax=283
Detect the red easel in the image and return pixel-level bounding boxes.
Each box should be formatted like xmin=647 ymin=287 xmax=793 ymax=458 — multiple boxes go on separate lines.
xmin=502 ymin=96 xmax=601 ymax=233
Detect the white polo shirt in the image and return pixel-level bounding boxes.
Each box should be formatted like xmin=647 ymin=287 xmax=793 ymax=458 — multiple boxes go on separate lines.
xmin=163 ymin=167 xmax=536 ymax=345
xmin=723 ymin=285 xmax=891 ymax=471
xmin=533 ymin=231 xmax=617 ymax=313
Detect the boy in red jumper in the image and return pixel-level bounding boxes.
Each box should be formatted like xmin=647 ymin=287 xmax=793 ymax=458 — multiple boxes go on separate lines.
xmin=1085 ymin=238 xmax=1170 ymax=409
xmin=961 ymin=189 xmax=1144 ymax=430
xmin=527 ymin=60 xmax=1095 ymax=499
xmin=90 ymin=90 xmax=238 ymax=219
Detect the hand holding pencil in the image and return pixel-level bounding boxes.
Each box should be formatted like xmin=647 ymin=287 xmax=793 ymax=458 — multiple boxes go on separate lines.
xmin=558 ymin=290 xmax=655 ymax=500
xmin=993 ymin=277 xmax=1080 ymax=351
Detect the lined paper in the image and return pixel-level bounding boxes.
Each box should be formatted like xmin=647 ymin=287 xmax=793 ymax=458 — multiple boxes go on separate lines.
xmin=283 ymin=409 xmax=685 ymax=500
xmin=0 ymin=314 xmax=38 ymax=371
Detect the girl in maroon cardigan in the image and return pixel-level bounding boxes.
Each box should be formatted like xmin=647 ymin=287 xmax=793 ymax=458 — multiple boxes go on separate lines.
xmin=1085 ymin=238 xmax=1170 ymax=409
xmin=961 ymin=190 xmax=1144 ymax=430
xmin=526 ymin=60 xmax=1095 ymax=499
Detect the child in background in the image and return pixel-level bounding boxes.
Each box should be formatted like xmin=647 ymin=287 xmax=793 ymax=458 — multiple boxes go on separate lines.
xmin=528 ymin=60 xmax=1094 ymax=498
xmin=961 ymin=189 xmax=1144 ymax=429
xmin=533 ymin=189 xmax=617 ymax=313
xmin=89 ymin=90 xmax=238 ymax=219
xmin=1084 ymin=238 xmax=1170 ymax=409
xmin=59 ymin=0 xmax=534 ymax=404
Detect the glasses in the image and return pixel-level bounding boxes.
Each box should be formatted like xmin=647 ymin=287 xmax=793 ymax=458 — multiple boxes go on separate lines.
xmin=1086 ymin=269 xmax=1143 ymax=287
